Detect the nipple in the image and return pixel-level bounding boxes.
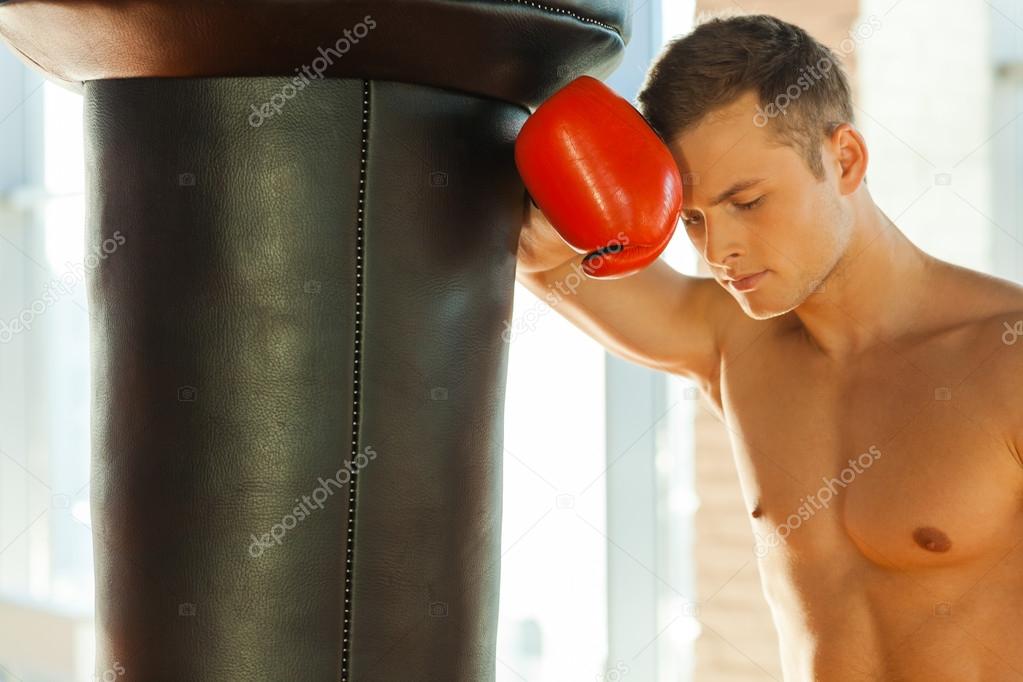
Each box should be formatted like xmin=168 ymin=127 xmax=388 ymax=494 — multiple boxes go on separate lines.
xmin=913 ymin=526 xmax=951 ymax=553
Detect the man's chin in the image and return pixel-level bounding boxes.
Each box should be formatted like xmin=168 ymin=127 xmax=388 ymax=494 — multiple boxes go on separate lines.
xmin=734 ymin=290 xmax=802 ymax=320
xmin=741 ymin=305 xmax=789 ymax=321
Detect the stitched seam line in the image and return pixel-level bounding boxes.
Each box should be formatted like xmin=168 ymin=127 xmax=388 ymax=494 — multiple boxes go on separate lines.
xmin=499 ymin=0 xmax=622 ymax=37
xmin=340 ymin=78 xmax=369 ymax=682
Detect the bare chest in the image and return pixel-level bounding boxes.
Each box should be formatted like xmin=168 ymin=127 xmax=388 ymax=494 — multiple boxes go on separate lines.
xmin=716 ymin=331 xmax=1023 ymax=568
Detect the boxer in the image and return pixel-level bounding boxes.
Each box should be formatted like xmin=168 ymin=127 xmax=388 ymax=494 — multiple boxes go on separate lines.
xmin=515 ymin=14 xmax=1023 ymax=682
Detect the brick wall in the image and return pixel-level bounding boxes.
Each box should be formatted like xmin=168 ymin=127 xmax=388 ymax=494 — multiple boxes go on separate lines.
xmin=687 ymin=2 xmax=860 ymax=679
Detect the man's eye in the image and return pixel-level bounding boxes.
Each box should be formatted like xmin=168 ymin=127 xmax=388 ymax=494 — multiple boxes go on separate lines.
xmin=734 ymin=196 xmax=765 ymax=211
xmin=681 ymin=212 xmax=703 ymax=227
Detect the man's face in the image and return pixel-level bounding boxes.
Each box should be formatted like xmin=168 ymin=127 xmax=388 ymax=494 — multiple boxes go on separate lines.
xmin=669 ymin=91 xmax=853 ymax=320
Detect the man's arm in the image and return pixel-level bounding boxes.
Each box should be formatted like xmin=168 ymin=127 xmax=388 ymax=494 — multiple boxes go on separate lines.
xmin=516 ymin=202 xmax=726 ymax=383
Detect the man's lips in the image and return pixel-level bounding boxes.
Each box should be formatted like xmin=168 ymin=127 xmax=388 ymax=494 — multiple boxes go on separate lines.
xmin=724 ymin=270 xmax=768 ymax=292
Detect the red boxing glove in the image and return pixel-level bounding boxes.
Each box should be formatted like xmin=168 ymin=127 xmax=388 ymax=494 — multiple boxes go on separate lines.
xmin=515 ymin=76 xmax=684 ymax=279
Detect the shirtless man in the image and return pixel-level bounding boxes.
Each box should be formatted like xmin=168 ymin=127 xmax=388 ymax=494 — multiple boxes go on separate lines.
xmin=515 ymin=14 xmax=1023 ymax=681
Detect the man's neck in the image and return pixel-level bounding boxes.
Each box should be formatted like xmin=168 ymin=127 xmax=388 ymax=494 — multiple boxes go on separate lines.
xmin=793 ymin=198 xmax=933 ymax=359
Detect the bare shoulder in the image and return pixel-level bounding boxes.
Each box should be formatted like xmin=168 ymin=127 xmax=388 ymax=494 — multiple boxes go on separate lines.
xmin=895 ymin=259 xmax=1021 ymax=339
xmin=931 ymin=261 xmax=1023 ymax=337
xmin=938 ymin=259 xmax=1023 ymax=311
xmin=930 ymin=262 xmax=1023 ymax=455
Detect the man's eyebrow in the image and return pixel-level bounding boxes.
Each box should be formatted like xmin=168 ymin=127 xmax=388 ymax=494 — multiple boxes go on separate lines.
xmin=702 ymin=178 xmax=767 ymax=207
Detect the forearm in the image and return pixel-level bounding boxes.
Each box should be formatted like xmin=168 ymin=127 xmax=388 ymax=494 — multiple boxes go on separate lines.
xmin=516 ymin=253 xmax=584 ymax=304
xmin=514 ymin=254 xmax=714 ymax=375
xmin=515 ymin=218 xmax=578 ymax=274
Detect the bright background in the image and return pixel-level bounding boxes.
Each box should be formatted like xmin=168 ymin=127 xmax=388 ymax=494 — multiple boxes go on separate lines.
xmin=1 ymin=0 xmax=1021 ymax=680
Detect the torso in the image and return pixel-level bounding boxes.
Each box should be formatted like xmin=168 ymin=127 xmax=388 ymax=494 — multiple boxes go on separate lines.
xmin=705 ymin=263 xmax=1023 ymax=681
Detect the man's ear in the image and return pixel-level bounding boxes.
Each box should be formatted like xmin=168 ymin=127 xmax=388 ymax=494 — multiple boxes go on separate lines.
xmin=832 ymin=123 xmax=868 ymax=195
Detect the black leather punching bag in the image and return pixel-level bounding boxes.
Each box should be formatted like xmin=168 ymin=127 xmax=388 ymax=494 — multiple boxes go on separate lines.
xmin=0 ymin=2 xmax=629 ymax=679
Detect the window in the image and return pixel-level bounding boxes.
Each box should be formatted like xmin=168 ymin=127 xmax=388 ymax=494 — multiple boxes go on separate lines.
xmin=0 ymin=73 xmax=95 ymax=681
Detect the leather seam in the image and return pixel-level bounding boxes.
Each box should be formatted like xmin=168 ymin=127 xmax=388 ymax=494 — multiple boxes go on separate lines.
xmin=498 ymin=0 xmax=623 ymax=38
xmin=340 ymin=78 xmax=370 ymax=682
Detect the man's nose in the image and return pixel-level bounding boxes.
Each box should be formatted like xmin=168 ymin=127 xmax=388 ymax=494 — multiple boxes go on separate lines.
xmin=702 ymin=213 xmax=746 ymax=267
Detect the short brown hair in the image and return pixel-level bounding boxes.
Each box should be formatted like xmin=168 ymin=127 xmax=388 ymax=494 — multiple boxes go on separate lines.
xmin=637 ymin=13 xmax=855 ymax=180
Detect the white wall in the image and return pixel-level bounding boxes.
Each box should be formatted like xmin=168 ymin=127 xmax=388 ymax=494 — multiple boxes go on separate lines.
xmin=990 ymin=0 xmax=1023 ymax=282
xmin=858 ymin=0 xmax=1001 ymax=276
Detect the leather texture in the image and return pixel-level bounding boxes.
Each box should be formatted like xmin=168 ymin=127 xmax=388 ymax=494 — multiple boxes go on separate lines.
xmin=0 ymin=0 xmax=629 ymax=109
xmin=86 ymin=77 xmax=526 ymax=680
